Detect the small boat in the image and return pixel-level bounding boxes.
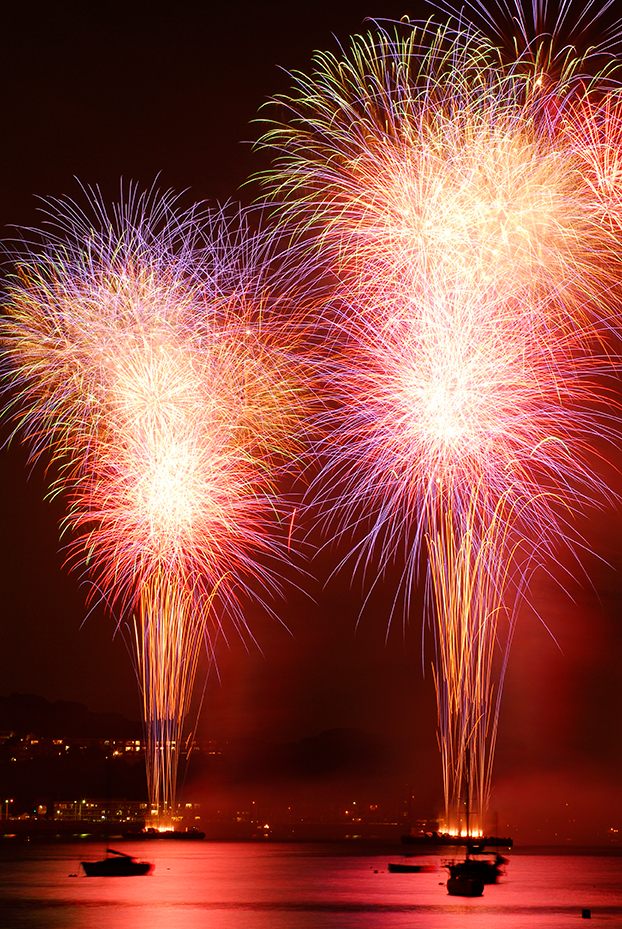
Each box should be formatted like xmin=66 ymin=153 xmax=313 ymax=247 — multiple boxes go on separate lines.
xmin=445 ymin=852 xmax=506 ymax=884
xmin=81 ymin=848 xmax=153 ymax=876
xmin=447 ymin=875 xmax=484 ymax=896
xmin=387 ymin=860 xmax=436 ymax=873
xmin=388 ymin=862 xmax=424 ymax=873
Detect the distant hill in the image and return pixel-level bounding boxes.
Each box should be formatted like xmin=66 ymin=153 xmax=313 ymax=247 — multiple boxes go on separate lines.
xmin=218 ymin=727 xmax=392 ymax=783
xmin=0 ymin=692 xmax=141 ymax=739
xmin=182 ymin=727 xmax=399 ymax=796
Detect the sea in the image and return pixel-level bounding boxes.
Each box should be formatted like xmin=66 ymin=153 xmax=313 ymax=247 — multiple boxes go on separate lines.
xmin=1 ymin=840 xmax=621 ymax=928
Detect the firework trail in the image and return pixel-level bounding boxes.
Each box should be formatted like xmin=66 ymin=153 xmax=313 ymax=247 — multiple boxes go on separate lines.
xmin=0 ymin=187 xmax=307 ymax=821
xmin=259 ymin=17 xmax=621 ymax=831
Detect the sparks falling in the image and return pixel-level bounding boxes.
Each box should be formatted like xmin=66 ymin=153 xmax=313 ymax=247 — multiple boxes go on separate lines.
xmin=0 ymin=187 xmax=306 ymax=822
xmin=260 ymin=17 xmax=622 ymax=832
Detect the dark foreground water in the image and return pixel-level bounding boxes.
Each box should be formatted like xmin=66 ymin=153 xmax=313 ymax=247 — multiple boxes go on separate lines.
xmin=1 ymin=841 xmax=621 ymax=928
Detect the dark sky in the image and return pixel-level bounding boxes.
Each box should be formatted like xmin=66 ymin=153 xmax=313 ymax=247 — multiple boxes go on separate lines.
xmin=0 ymin=1 xmax=621 ymax=843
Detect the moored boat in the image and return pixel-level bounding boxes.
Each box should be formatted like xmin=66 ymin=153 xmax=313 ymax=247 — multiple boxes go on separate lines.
xmin=445 ymin=852 xmax=506 ymax=884
xmin=387 ymin=860 xmax=436 ymax=873
xmin=81 ymin=848 xmax=153 ymax=876
xmin=447 ymin=874 xmax=484 ymax=896
xmin=388 ymin=862 xmax=424 ymax=873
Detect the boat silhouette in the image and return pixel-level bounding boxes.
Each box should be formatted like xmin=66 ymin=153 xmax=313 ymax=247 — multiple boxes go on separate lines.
xmin=81 ymin=848 xmax=153 ymax=876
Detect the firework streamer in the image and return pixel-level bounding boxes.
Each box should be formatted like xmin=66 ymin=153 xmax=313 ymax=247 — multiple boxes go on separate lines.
xmin=0 ymin=186 xmax=307 ymax=824
xmin=259 ymin=18 xmax=621 ymax=832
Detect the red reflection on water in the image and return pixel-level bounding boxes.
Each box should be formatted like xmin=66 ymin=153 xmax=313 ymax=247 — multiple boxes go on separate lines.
xmin=1 ymin=842 xmax=622 ymax=928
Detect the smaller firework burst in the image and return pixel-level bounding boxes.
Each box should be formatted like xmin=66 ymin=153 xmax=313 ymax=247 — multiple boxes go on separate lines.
xmin=1 ymin=185 xmax=309 ymax=821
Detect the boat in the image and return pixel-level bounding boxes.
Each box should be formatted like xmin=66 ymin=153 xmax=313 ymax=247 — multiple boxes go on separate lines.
xmin=122 ymin=827 xmax=205 ymax=840
xmin=447 ymin=875 xmax=484 ymax=896
xmin=443 ymin=850 xmax=506 ymax=889
xmin=81 ymin=848 xmax=153 ymax=876
xmin=387 ymin=860 xmax=436 ymax=873
xmin=401 ymin=830 xmax=513 ymax=849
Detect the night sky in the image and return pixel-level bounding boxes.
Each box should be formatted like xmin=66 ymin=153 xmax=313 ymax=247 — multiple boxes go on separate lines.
xmin=0 ymin=1 xmax=621 ymax=843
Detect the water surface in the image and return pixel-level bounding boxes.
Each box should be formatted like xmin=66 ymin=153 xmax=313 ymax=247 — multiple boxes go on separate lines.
xmin=1 ymin=840 xmax=620 ymax=928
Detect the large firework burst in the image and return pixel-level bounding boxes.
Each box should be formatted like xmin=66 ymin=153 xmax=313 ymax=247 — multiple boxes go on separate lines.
xmin=259 ymin=17 xmax=622 ymax=831
xmin=0 ymin=186 xmax=307 ymax=821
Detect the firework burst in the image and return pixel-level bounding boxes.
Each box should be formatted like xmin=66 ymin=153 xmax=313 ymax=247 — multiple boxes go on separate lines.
xmin=259 ymin=18 xmax=622 ymax=831
xmin=1 ymin=186 xmax=307 ymax=821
